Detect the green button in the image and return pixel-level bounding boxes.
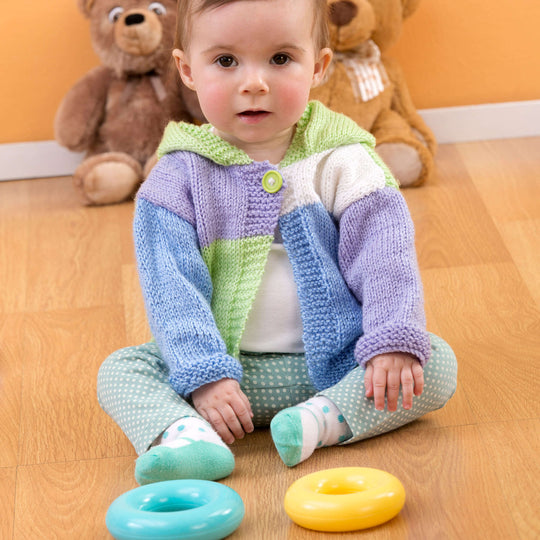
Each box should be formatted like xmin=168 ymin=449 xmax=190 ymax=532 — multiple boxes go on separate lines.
xmin=262 ymin=170 xmax=283 ymax=194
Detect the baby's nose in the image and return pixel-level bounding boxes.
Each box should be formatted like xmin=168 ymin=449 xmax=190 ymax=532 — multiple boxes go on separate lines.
xmin=241 ymin=69 xmax=269 ymax=94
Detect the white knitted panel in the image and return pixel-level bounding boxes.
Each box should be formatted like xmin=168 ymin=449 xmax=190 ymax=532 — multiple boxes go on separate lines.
xmin=281 ymin=144 xmax=387 ymax=218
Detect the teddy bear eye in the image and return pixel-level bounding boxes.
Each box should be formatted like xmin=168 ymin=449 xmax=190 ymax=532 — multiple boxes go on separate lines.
xmin=108 ymin=7 xmax=124 ymax=23
xmin=149 ymin=2 xmax=167 ymax=15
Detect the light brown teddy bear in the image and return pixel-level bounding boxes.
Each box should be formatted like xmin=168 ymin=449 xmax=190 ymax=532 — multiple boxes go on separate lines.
xmin=55 ymin=0 xmax=195 ymax=205
xmin=311 ymin=0 xmax=436 ymax=187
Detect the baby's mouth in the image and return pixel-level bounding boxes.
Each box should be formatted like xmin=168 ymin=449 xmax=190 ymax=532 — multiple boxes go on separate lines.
xmin=237 ymin=110 xmax=270 ymax=121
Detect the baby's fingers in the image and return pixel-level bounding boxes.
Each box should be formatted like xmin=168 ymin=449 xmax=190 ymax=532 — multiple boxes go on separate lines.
xmin=386 ymin=369 xmax=401 ymax=412
xmin=202 ymin=407 xmax=235 ymax=444
xmin=218 ymin=404 xmax=247 ymax=443
xmin=371 ymin=366 xmax=388 ymax=411
xmin=412 ymin=361 xmax=425 ymax=396
xmin=401 ymin=361 xmax=424 ymax=409
xmin=232 ymin=393 xmax=254 ymax=435
xmin=401 ymin=368 xmax=415 ymax=410
xmin=364 ymin=363 xmax=374 ymax=397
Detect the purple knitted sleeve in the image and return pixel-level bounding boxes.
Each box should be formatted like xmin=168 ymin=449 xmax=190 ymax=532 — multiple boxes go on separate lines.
xmin=338 ymin=186 xmax=431 ymax=367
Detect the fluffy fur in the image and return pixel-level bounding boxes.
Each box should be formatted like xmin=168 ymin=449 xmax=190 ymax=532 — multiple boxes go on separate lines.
xmin=311 ymin=0 xmax=436 ymax=187
xmin=54 ymin=0 xmax=198 ymax=204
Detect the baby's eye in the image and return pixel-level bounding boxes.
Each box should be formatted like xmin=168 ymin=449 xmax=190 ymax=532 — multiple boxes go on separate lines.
xmin=216 ymin=56 xmax=237 ymax=68
xmin=271 ymin=54 xmax=290 ymax=65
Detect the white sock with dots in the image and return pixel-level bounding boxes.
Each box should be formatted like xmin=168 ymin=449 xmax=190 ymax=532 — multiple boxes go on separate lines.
xmin=270 ymin=396 xmax=352 ymax=467
xmin=135 ymin=417 xmax=234 ymax=485
xmin=155 ymin=417 xmax=228 ymax=449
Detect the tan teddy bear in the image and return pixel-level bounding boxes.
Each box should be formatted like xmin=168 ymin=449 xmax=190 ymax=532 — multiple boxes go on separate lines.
xmin=55 ymin=0 xmax=195 ymax=205
xmin=311 ymin=0 xmax=436 ymax=187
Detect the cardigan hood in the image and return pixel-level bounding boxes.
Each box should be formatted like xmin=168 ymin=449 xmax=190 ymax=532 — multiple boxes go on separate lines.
xmin=156 ymin=101 xmax=391 ymax=173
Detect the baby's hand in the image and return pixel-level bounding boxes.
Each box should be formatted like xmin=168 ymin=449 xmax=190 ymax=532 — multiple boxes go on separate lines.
xmin=364 ymin=353 xmax=424 ymax=412
xmin=192 ymin=378 xmax=254 ymax=444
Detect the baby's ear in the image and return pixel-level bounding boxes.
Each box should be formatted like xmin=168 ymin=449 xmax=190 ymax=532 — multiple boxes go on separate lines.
xmin=172 ymin=49 xmax=196 ymax=91
xmin=312 ymin=48 xmax=333 ymax=88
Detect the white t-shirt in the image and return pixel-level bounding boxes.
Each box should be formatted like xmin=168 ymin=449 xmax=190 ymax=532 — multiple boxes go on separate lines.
xmin=240 ymin=232 xmax=304 ymax=353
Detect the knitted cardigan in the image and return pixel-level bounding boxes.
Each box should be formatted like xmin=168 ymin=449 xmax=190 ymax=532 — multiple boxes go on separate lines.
xmin=135 ymin=101 xmax=430 ymax=397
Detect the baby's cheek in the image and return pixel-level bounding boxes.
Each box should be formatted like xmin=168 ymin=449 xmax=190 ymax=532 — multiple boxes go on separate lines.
xmin=197 ymin=86 xmax=230 ymax=124
xmin=276 ymin=81 xmax=312 ymax=115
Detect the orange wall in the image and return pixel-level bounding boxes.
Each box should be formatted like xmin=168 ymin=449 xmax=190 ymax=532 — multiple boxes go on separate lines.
xmin=1 ymin=0 xmax=539 ymax=144
xmin=391 ymin=0 xmax=540 ymax=109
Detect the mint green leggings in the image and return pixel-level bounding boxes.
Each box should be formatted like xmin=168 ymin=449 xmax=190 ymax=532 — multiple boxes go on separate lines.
xmin=97 ymin=334 xmax=457 ymax=455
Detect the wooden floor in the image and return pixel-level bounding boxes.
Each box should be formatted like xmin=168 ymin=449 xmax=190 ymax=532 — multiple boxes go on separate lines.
xmin=1 ymin=137 xmax=539 ymax=539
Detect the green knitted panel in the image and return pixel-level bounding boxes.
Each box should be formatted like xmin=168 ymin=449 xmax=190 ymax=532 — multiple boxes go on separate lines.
xmin=281 ymin=101 xmax=376 ymax=167
xmin=158 ymin=122 xmax=252 ymax=165
xmin=202 ymin=235 xmax=274 ymax=357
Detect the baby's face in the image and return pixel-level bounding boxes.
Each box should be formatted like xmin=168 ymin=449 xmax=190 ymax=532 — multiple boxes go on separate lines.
xmin=174 ymin=0 xmax=331 ymax=161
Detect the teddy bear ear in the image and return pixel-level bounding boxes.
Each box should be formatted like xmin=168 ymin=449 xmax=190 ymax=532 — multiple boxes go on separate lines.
xmin=401 ymin=0 xmax=421 ymax=19
xmin=77 ymin=0 xmax=95 ymax=18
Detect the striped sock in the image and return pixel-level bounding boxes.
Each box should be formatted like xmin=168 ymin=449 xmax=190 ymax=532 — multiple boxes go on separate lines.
xmin=270 ymin=396 xmax=352 ymax=467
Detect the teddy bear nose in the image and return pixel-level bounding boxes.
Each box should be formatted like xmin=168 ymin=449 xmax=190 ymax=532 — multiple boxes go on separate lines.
xmin=329 ymin=1 xmax=358 ymax=27
xmin=125 ymin=13 xmax=145 ymax=26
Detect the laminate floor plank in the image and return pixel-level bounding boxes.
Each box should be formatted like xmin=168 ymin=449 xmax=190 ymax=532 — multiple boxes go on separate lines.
xmin=1 ymin=137 xmax=539 ymax=538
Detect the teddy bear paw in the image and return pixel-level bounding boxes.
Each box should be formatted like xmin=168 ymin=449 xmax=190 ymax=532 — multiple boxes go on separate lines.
xmin=376 ymin=142 xmax=424 ymax=187
xmin=74 ymin=154 xmax=143 ymax=205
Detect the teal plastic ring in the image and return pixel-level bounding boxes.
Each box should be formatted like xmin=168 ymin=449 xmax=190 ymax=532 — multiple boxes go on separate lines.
xmin=106 ymin=479 xmax=245 ymax=540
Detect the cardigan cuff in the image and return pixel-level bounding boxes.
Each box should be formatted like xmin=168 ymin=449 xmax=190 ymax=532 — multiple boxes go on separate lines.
xmin=168 ymin=353 xmax=243 ymax=397
xmin=355 ymin=325 xmax=431 ymax=368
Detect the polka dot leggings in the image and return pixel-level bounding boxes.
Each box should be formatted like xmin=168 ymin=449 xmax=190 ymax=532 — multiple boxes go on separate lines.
xmin=97 ymin=334 xmax=457 ymax=455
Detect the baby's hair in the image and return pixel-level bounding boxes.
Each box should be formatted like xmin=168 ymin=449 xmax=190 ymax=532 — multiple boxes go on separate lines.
xmin=175 ymin=0 xmax=330 ymax=52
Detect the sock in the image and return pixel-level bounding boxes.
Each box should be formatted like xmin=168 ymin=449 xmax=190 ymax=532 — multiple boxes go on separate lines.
xmin=154 ymin=417 xmax=229 ymax=449
xmin=135 ymin=417 xmax=235 ymax=485
xmin=270 ymin=396 xmax=352 ymax=467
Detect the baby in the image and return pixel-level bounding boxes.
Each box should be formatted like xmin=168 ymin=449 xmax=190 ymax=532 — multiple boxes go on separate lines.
xmin=98 ymin=0 xmax=457 ymax=484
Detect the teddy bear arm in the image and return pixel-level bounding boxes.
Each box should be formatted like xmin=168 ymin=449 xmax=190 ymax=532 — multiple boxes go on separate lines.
xmin=391 ymin=88 xmax=437 ymax=154
xmin=54 ymin=66 xmax=112 ymax=152
xmin=371 ymin=108 xmax=433 ymax=187
xmin=371 ymin=108 xmax=413 ymax=142
xmin=384 ymin=57 xmax=436 ymax=154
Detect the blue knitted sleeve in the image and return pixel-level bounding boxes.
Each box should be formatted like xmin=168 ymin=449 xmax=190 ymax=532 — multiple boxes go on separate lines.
xmin=338 ymin=186 xmax=431 ymax=367
xmin=134 ymin=197 xmax=243 ymax=396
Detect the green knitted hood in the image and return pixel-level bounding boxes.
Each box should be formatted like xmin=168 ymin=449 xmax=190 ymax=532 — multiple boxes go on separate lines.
xmin=157 ymin=101 xmax=376 ymax=167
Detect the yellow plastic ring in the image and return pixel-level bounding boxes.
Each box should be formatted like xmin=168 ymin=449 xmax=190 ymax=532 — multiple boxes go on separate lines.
xmin=284 ymin=467 xmax=406 ymax=532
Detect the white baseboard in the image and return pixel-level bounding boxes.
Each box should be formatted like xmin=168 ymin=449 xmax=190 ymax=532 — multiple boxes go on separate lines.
xmin=419 ymin=99 xmax=540 ymax=144
xmin=0 ymin=141 xmax=84 ymax=182
xmin=1 ymin=100 xmax=539 ymax=181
